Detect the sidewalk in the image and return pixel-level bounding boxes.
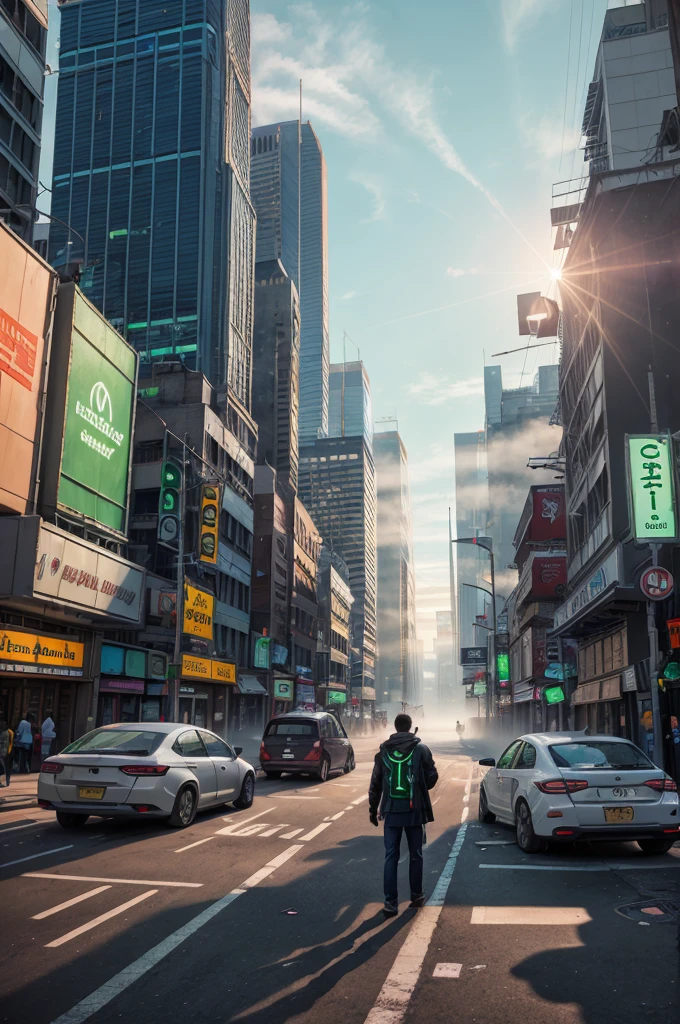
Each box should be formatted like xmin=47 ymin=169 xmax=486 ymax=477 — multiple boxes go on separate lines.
xmin=0 ymin=774 xmax=38 ymax=814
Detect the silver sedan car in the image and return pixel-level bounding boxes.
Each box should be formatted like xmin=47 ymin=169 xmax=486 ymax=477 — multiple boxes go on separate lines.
xmin=38 ymin=722 xmax=256 ymax=829
xmin=478 ymin=731 xmax=680 ymax=855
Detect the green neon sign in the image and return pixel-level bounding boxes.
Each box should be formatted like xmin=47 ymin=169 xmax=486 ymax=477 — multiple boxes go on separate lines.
xmin=497 ymin=652 xmax=510 ymax=683
xmin=544 ymin=685 xmax=565 ymax=705
xmin=628 ymin=435 xmax=677 ymax=542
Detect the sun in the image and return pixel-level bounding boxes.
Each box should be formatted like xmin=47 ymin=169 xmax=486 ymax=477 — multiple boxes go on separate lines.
xmin=550 ymin=267 xmax=562 ymax=281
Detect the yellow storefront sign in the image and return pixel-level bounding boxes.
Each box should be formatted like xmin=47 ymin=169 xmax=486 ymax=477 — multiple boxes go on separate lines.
xmin=180 ymin=654 xmax=236 ymax=684
xmin=183 ymin=581 xmax=214 ymax=640
xmin=0 ymin=629 xmax=85 ymax=672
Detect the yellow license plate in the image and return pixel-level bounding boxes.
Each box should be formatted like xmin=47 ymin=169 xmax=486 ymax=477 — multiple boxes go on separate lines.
xmin=604 ymin=806 xmax=634 ymax=823
xmin=78 ymin=786 xmax=105 ymax=800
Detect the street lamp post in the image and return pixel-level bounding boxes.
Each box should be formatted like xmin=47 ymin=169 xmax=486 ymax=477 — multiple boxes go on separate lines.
xmin=453 ymin=537 xmax=498 ymax=724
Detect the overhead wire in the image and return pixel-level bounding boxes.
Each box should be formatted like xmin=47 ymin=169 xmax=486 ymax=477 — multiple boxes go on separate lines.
xmin=558 ymin=0 xmax=576 ymax=177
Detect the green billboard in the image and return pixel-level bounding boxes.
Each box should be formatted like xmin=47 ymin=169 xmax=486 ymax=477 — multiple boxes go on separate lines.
xmin=627 ymin=434 xmax=677 ymax=543
xmin=57 ymin=290 xmax=137 ymax=534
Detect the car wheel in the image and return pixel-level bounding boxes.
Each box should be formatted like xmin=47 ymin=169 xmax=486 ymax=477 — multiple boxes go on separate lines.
xmin=478 ymin=785 xmax=496 ymax=823
xmin=515 ymin=799 xmax=543 ymax=853
xmin=234 ymin=773 xmax=255 ymax=809
xmin=637 ymin=838 xmax=677 ymax=856
xmin=168 ymin=785 xmax=197 ymax=828
xmin=264 ymin=770 xmax=282 ymax=780
xmin=56 ymin=811 xmax=89 ymax=830
xmin=317 ymin=756 xmax=330 ymax=782
xmin=343 ymin=750 xmax=355 ymax=774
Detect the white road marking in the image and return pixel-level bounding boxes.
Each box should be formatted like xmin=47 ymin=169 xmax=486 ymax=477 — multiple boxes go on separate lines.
xmin=480 ymin=863 xmax=606 ymax=872
xmin=46 ymin=890 xmax=158 ymax=948
xmin=461 ymin=807 xmax=469 ymax=822
xmin=267 ymin=795 xmax=321 ymax=800
xmin=364 ymin=822 xmax=469 ymax=1024
xmin=471 ymin=906 xmax=591 ymax=925
xmin=174 ymin=837 xmax=216 ymax=854
xmin=279 ymin=828 xmax=304 ymax=839
xmin=33 ymin=886 xmax=112 ymax=920
xmin=352 ymin=794 xmax=369 ymax=805
xmin=0 ymin=820 xmax=43 ymax=834
xmin=433 ymin=963 xmax=462 ymax=978
xmin=222 ymin=807 xmax=270 ymax=823
xmin=299 ymin=822 xmax=332 ymax=841
xmin=260 ymin=825 xmax=289 ymax=837
xmin=216 ymin=809 xmax=270 ymax=833
xmin=232 ymin=823 xmax=271 ymax=836
xmin=0 ymin=846 xmax=73 ymax=869
xmin=330 ymin=811 xmax=344 ymax=820
xmin=48 ymin=845 xmax=305 ymax=1024
xmin=24 ymin=873 xmax=202 ymax=888
xmin=241 ymin=845 xmax=303 ymax=888
xmin=462 ymin=795 xmax=469 ymax=804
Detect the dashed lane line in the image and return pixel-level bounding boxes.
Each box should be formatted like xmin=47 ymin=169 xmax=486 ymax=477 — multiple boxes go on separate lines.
xmin=24 ymin=873 xmax=202 ymax=888
xmin=1 ymin=846 xmax=73 ymax=869
xmin=174 ymin=837 xmax=216 ymax=854
xmin=279 ymin=828 xmax=304 ymax=839
xmin=298 ymin=822 xmax=332 ymax=842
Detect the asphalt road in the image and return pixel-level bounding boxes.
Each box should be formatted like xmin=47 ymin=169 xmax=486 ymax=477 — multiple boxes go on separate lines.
xmin=2 ymin=733 xmax=679 ymax=1024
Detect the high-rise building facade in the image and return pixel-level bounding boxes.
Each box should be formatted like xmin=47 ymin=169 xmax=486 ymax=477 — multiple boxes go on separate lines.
xmin=374 ymin=430 xmax=418 ymax=710
xmin=49 ymin=0 xmax=255 ymax=424
xmin=453 ymin=430 xmax=489 ymax=652
xmin=250 ymin=120 xmax=329 ymax=442
xmin=252 ymin=258 xmax=300 ymax=496
xmin=0 ymin=0 xmax=48 ymax=243
xmin=329 ymin=361 xmax=373 ymax=451
xmin=298 ymin=435 xmax=377 ymax=707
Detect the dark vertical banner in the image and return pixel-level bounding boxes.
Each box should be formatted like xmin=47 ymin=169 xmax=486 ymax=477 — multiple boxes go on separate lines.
xmin=668 ymin=1 xmax=680 ymax=107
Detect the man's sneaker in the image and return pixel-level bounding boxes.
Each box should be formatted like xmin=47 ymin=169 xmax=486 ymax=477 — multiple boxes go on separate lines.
xmin=382 ymin=900 xmax=398 ymax=917
xmin=409 ymin=894 xmax=426 ymax=909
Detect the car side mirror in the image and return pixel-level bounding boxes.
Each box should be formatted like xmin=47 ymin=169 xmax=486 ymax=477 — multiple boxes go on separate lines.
xmin=478 ymin=757 xmax=496 ymax=767
xmin=234 ymin=746 xmax=243 ymax=757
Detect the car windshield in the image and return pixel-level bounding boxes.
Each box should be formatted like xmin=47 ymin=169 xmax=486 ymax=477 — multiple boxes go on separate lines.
xmin=265 ymin=721 xmax=318 ymax=737
xmin=549 ymin=741 xmax=653 ymax=770
xmin=61 ymin=729 xmax=165 ymax=756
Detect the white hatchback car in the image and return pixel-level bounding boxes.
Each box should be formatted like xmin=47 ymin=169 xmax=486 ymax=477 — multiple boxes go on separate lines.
xmin=38 ymin=722 xmax=256 ymax=829
xmin=478 ymin=732 xmax=680 ymax=855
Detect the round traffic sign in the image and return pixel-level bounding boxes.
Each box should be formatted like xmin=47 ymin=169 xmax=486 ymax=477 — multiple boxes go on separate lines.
xmin=640 ymin=566 xmax=674 ymax=601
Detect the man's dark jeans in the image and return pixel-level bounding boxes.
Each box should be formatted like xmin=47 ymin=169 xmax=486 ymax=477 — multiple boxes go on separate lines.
xmin=384 ymin=824 xmax=423 ymax=905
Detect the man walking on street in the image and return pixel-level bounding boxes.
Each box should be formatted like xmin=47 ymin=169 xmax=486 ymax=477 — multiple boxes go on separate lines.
xmin=369 ymin=713 xmax=438 ymax=917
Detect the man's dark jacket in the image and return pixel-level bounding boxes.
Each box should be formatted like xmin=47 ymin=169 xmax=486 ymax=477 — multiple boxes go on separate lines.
xmin=369 ymin=732 xmax=438 ymax=824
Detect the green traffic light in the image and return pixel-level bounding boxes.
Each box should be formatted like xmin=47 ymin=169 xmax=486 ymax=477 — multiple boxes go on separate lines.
xmin=162 ymin=489 xmax=179 ymax=513
xmin=161 ymin=461 xmax=182 ymax=488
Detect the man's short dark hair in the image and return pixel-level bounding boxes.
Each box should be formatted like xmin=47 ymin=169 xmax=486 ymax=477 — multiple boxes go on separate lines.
xmin=394 ymin=713 xmax=412 ymax=733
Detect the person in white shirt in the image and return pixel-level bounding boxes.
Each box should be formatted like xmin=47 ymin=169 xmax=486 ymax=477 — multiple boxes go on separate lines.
xmin=15 ymin=714 xmax=34 ymax=773
xmin=41 ymin=716 xmax=56 ymax=760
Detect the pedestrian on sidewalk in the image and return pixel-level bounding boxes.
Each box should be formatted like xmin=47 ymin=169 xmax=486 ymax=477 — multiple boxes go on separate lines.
xmin=368 ymin=712 xmax=438 ymax=917
xmin=14 ymin=714 xmax=34 ymax=774
xmin=0 ymin=719 xmax=13 ymax=787
xmin=41 ymin=714 xmax=56 ymax=760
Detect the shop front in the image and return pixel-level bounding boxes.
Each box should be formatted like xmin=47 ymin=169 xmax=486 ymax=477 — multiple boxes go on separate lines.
xmin=512 ymin=681 xmax=534 ymax=732
xmin=96 ymin=643 xmax=169 ymax=726
xmin=0 ymin=626 xmax=92 ymax=750
xmin=176 ymin=653 xmax=236 ymax=738
xmin=229 ymin=674 xmax=268 ymax=737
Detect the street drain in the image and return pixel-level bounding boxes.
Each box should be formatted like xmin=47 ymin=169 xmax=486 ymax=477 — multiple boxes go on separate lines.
xmin=615 ymin=900 xmax=679 ymax=924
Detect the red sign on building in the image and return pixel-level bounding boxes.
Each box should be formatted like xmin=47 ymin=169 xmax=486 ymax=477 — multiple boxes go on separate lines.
xmin=531 ymin=487 xmax=566 ymax=542
xmin=531 ymin=556 xmax=567 ymax=598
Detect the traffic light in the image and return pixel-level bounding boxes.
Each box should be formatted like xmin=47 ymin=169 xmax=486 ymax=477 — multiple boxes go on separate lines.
xmin=158 ymin=460 xmax=182 ymax=548
xmin=199 ymin=483 xmax=220 ymax=565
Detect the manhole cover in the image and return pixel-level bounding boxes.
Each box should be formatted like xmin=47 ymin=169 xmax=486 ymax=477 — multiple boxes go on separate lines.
xmin=615 ymin=900 xmax=679 ymax=924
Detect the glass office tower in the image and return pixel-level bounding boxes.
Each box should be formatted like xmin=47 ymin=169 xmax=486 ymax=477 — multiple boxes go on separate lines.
xmin=328 ymin=361 xmax=373 ymax=452
xmin=49 ymin=0 xmax=255 ymax=406
xmin=250 ymin=120 xmax=329 ymax=442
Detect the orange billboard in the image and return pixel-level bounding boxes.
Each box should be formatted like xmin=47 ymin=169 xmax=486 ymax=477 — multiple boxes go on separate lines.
xmin=0 ymin=223 xmax=57 ymax=514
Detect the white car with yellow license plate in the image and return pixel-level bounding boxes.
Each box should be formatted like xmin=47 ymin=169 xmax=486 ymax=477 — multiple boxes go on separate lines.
xmin=38 ymin=722 xmax=256 ymax=829
xmin=478 ymin=732 xmax=679 ymax=855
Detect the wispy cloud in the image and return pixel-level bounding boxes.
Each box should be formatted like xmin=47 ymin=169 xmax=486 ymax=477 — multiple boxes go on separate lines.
xmin=501 ymin=0 xmax=546 ymax=51
xmin=446 ymin=267 xmax=478 ymax=279
xmin=520 ymin=112 xmax=580 ymax=162
xmin=408 ymin=372 xmax=485 ymax=407
xmin=340 ymin=290 xmax=357 ymax=301
xmin=350 ymin=171 xmax=387 ymax=222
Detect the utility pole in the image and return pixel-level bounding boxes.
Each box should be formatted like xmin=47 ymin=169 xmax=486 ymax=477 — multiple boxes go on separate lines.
xmin=647 ymin=369 xmax=664 ymax=767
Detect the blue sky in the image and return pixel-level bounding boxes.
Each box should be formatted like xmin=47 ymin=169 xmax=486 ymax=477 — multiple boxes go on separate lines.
xmin=40 ymin=0 xmax=613 ymax=649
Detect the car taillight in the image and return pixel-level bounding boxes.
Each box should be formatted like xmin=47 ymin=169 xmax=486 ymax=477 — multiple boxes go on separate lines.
xmin=119 ymin=765 xmax=170 ymax=776
xmin=260 ymin=741 xmax=271 ymax=761
xmin=40 ymin=761 xmax=64 ymax=774
xmin=535 ymin=779 xmax=589 ymax=794
xmin=304 ymin=740 xmax=322 ymax=761
xmin=644 ymin=778 xmax=678 ymax=792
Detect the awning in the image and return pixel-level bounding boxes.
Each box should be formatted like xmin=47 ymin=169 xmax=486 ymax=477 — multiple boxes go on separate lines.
xmin=238 ymin=675 xmax=267 ymax=696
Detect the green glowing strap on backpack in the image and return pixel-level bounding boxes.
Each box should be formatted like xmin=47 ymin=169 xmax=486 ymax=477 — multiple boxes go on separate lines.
xmin=383 ymin=748 xmax=415 ymax=806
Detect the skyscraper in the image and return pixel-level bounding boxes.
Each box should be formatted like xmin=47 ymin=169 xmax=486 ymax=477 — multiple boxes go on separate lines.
xmin=49 ymin=0 xmax=255 ymax=419
xmin=0 ymin=0 xmax=47 ymax=243
xmin=328 ymin=361 xmax=373 ymax=451
xmin=453 ymin=431 xmax=489 ymax=651
xmin=252 ymin=258 xmax=300 ymax=496
xmin=298 ymin=436 xmax=377 ymax=708
xmin=250 ymin=120 xmax=329 ymax=442
xmin=374 ymin=429 xmax=418 ymax=710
